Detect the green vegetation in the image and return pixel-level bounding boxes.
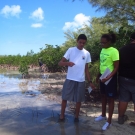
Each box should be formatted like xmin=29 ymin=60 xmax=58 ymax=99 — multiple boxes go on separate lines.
xmin=1 ymin=0 xmax=135 ymax=81
xmin=38 ymin=44 xmax=65 ymax=72
xmin=19 ymin=60 xmax=29 ymax=78
xmin=88 ymin=0 xmax=135 ymax=24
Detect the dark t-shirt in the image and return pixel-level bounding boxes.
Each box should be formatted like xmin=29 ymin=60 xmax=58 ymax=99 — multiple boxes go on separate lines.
xmin=119 ymin=43 xmax=135 ymax=80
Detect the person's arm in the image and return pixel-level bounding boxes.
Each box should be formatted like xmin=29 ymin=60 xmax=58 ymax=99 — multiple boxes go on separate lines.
xmin=58 ymin=57 xmax=75 ymax=67
xmin=101 ymin=60 xmax=119 ymax=83
xmin=85 ymin=63 xmax=95 ymax=89
xmin=96 ymin=72 xmax=100 ymax=83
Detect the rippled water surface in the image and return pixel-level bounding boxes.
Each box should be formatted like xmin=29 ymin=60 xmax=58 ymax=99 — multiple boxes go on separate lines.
xmin=0 ymin=71 xmax=104 ymax=135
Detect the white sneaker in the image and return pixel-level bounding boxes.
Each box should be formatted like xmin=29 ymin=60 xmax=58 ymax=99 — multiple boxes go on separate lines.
xmin=95 ymin=115 xmax=106 ymax=121
xmin=102 ymin=122 xmax=112 ymax=131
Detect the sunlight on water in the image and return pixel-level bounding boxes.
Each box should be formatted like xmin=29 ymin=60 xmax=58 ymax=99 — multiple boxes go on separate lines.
xmin=0 ymin=72 xmax=104 ymax=135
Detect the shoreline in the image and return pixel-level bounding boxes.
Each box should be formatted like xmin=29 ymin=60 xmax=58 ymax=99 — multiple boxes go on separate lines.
xmin=0 ymin=69 xmax=135 ymax=134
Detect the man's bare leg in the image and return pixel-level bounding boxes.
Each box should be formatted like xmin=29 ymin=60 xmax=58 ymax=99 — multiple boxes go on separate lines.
xmin=118 ymin=101 xmax=128 ymax=124
xmin=75 ymin=102 xmax=81 ymax=118
xmin=60 ymin=100 xmax=67 ymax=119
xmin=118 ymin=101 xmax=128 ymax=117
xmin=101 ymin=95 xmax=107 ymax=117
xmin=107 ymin=98 xmax=114 ymax=124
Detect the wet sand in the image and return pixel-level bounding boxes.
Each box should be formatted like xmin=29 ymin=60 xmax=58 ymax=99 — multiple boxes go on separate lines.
xmin=0 ymin=70 xmax=135 ymax=135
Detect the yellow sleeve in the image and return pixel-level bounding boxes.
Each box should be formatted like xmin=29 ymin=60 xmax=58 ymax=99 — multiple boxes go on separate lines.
xmin=112 ymin=49 xmax=119 ymax=61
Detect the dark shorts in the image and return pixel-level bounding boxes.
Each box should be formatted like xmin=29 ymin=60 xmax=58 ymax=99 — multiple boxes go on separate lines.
xmin=62 ymin=79 xmax=85 ymax=102
xmin=119 ymin=76 xmax=135 ymax=103
xmin=100 ymin=74 xmax=117 ymax=98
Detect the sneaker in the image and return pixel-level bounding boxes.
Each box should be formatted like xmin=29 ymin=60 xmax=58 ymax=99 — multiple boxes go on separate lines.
xmin=102 ymin=122 xmax=112 ymax=131
xmin=118 ymin=115 xmax=128 ymax=124
xmin=95 ymin=115 xmax=107 ymax=121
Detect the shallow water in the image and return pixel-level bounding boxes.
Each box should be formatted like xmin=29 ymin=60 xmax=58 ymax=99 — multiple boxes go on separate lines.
xmin=0 ymin=71 xmax=104 ymax=135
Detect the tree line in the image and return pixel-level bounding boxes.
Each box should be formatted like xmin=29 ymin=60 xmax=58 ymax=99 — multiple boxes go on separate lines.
xmin=0 ymin=0 xmax=135 ymax=82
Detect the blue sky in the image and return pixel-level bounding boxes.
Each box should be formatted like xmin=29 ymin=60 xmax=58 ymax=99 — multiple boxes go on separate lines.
xmin=0 ymin=0 xmax=105 ymax=55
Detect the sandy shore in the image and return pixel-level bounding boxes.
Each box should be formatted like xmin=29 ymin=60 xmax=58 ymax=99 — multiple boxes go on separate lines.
xmin=24 ymin=71 xmax=135 ymax=135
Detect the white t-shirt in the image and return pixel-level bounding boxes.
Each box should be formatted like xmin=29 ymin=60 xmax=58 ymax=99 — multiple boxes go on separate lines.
xmin=64 ymin=47 xmax=91 ymax=82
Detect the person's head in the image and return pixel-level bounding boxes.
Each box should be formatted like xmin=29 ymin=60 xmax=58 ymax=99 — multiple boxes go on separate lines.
xmin=100 ymin=33 xmax=116 ymax=48
xmin=130 ymin=32 xmax=135 ymax=42
xmin=77 ymin=34 xmax=87 ymax=50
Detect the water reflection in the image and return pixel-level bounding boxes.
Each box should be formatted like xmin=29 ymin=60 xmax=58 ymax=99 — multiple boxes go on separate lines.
xmin=0 ymin=72 xmax=104 ymax=135
xmin=0 ymin=72 xmax=41 ymax=96
xmin=0 ymin=71 xmax=22 ymax=79
xmin=59 ymin=123 xmax=66 ymax=135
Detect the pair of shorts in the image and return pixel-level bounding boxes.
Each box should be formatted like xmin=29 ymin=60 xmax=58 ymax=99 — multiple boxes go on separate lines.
xmin=119 ymin=76 xmax=135 ymax=103
xmin=62 ymin=79 xmax=85 ymax=102
xmin=100 ymin=74 xmax=117 ymax=98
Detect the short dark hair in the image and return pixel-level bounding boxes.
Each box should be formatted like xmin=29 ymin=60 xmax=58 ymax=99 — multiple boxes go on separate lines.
xmin=130 ymin=32 xmax=135 ymax=40
xmin=77 ymin=34 xmax=87 ymax=41
xmin=101 ymin=33 xmax=116 ymax=44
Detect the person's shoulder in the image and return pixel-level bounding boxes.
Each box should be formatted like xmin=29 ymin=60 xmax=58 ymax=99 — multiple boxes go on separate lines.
xmin=119 ymin=46 xmax=124 ymax=50
xmin=110 ymin=47 xmax=118 ymax=52
xmin=111 ymin=47 xmax=118 ymax=50
xmin=83 ymin=48 xmax=90 ymax=54
xmin=108 ymin=47 xmax=118 ymax=55
xmin=66 ymin=47 xmax=73 ymax=52
xmin=65 ymin=47 xmax=76 ymax=54
xmin=121 ymin=43 xmax=134 ymax=49
xmin=119 ymin=44 xmax=128 ymax=51
xmin=68 ymin=46 xmax=76 ymax=50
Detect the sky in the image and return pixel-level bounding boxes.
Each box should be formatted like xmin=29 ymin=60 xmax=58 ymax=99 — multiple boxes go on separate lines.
xmin=0 ymin=0 xmax=105 ymax=55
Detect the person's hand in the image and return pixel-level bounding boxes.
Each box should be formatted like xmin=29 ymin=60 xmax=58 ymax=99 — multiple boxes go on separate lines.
xmin=96 ymin=76 xmax=100 ymax=83
xmin=96 ymin=74 xmax=100 ymax=83
xmin=101 ymin=77 xmax=109 ymax=83
xmin=89 ymin=82 xmax=95 ymax=90
xmin=68 ymin=62 xmax=75 ymax=67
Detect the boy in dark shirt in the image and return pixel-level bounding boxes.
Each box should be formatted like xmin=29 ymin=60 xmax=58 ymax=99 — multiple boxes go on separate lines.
xmin=118 ymin=32 xmax=135 ymax=125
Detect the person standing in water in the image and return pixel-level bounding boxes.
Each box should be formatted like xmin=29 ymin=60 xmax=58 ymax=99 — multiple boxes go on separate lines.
xmin=58 ymin=34 xmax=95 ymax=122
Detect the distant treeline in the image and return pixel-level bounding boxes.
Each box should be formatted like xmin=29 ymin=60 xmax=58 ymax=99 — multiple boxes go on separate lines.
xmin=0 ymin=18 xmax=135 ymax=81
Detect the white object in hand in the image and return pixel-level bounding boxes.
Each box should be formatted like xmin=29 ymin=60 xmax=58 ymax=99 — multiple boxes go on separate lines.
xmin=100 ymin=68 xmax=112 ymax=85
xmin=88 ymin=86 xmax=92 ymax=94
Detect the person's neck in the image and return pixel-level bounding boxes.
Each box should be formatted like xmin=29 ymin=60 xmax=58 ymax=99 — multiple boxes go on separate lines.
xmin=104 ymin=46 xmax=111 ymax=49
xmin=77 ymin=46 xmax=83 ymax=50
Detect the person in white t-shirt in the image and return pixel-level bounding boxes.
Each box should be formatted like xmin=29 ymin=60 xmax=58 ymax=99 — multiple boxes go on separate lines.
xmin=58 ymin=34 xmax=95 ymax=122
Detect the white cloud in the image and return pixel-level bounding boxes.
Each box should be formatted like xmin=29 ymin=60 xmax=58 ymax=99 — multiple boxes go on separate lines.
xmin=31 ymin=23 xmax=43 ymax=28
xmin=0 ymin=5 xmax=22 ymax=17
xmin=63 ymin=13 xmax=90 ymax=31
xmin=30 ymin=7 xmax=44 ymax=21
